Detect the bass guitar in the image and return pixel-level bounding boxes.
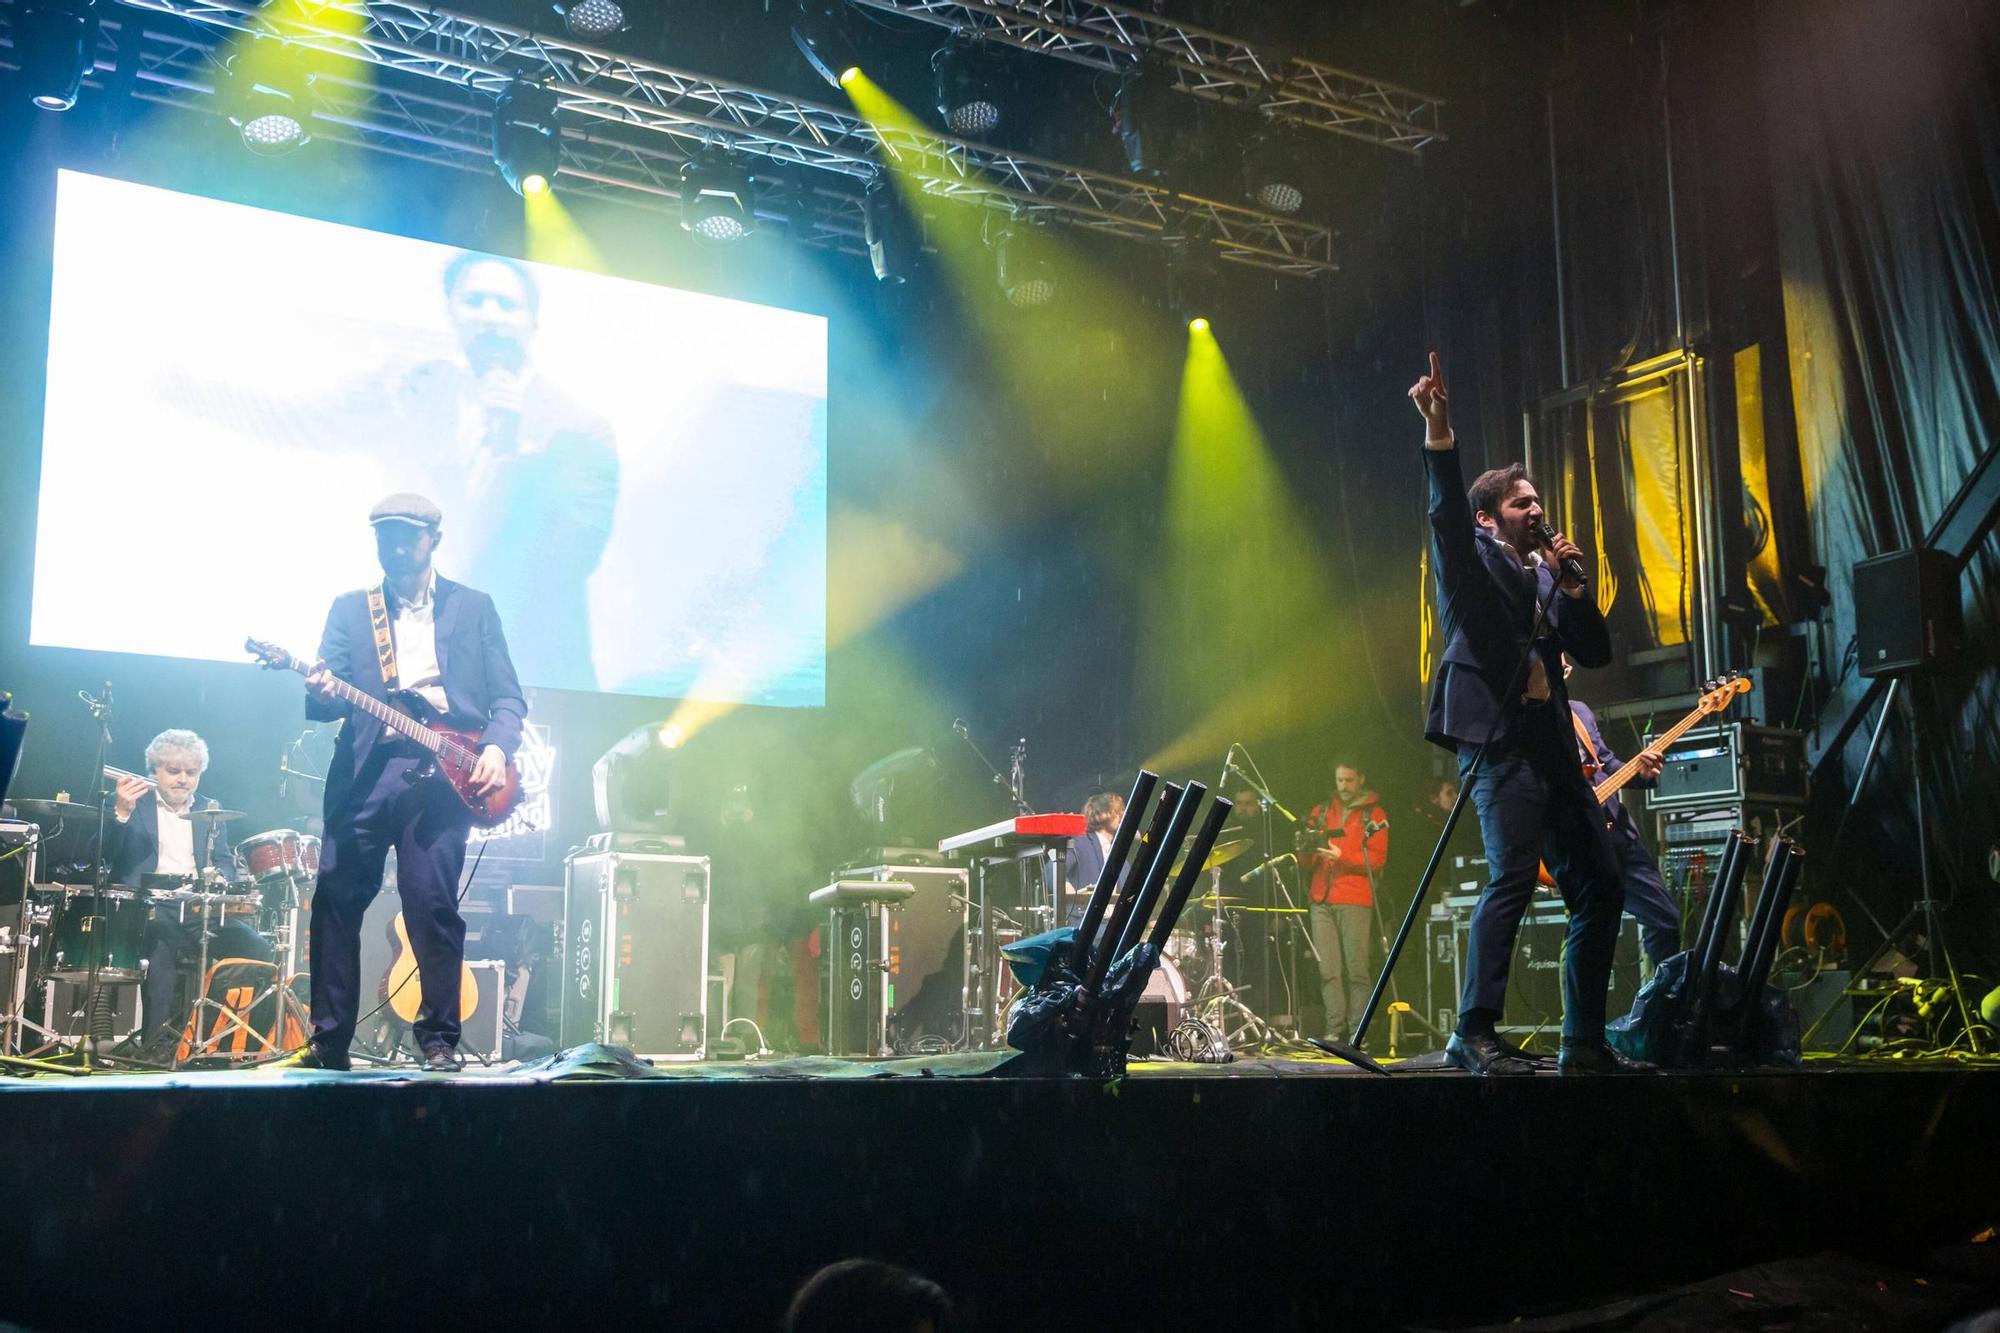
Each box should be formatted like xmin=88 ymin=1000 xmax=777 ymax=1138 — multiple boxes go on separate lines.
xmin=1538 ymin=674 xmax=1753 ymax=887
xmin=244 ymin=637 xmax=522 ymax=827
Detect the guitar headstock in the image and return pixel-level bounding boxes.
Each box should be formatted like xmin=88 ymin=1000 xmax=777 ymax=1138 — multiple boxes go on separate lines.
xmin=1695 ymin=671 xmax=1754 ymax=716
xmin=244 ymin=637 xmax=306 ymax=675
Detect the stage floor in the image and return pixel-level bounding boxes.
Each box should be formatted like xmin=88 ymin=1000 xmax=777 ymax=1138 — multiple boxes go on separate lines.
xmin=3 ymin=1050 xmax=1998 ymax=1330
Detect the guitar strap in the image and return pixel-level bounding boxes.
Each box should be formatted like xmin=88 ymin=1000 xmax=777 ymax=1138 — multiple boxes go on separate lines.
xmin=365 ymin=585 xmax=400 ymax=691
xmin=1570 ymin=708 xmax=1598 ymax=765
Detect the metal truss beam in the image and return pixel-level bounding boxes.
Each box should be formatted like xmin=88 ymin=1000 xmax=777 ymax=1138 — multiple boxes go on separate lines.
xmin=104 ymin=0 xmax=1336 ymax=274
xmin=849 ymin=0 xmax=1445 ymax=153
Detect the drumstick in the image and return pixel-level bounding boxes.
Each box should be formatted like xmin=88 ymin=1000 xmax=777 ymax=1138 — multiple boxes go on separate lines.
xmin=104 ymin=764 xmax=156 ymax=789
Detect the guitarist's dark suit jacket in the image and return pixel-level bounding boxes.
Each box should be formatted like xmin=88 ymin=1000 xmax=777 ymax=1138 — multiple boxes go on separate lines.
xmin=306 ymin=573 xmax=527 ymax=1058
xmin=1423 ymin=442 xmax=1625 ymax=1044
xmin=309 ymin=575 xmax=527 ymax=817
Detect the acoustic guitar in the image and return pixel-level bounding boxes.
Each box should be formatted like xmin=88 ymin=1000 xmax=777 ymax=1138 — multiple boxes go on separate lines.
xmin=382 ymin=911 xmax=480 ymax=1026
xmin=244 ymin=637 xmax=521 ymax=827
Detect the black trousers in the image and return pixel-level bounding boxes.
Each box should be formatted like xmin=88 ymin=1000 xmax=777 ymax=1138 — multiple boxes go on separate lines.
xmin=1457 ymin=702 xmax=1626 ymax=1044
xmin=309 ymin=753 xmax=472 ymax=1054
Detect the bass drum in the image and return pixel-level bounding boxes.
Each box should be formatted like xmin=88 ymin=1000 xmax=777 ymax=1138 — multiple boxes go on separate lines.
xmin=1129 ymin=955 xmax=1188 ymax=1059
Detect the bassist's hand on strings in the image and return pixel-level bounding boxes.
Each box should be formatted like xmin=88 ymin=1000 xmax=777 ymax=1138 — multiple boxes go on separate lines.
xmin=470 ymin=744 xmax=507 ymax=797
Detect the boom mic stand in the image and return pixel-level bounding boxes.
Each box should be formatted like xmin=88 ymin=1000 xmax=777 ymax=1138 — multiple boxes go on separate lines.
xmin=1223 ymin=746 xmax=1316 ymax=1040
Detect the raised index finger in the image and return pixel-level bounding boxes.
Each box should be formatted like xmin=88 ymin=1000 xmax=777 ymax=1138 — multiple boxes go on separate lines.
xmin=1428 ymin=350 xmax=1442 ymax=385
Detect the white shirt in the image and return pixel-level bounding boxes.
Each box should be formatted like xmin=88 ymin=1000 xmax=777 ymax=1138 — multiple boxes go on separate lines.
xmin=393 ymin=575 xmax=450 ymax=715
xmin=153 ymin=799 xmax=197 ymax=876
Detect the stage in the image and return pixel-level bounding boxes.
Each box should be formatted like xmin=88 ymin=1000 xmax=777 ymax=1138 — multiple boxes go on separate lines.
xmin=2 ymin=1051 xmax=1997 ymax=1330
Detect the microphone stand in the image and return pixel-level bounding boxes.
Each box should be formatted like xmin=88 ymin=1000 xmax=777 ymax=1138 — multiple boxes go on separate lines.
xmin=78 ymin=684 xmax=116 ymax=1069
xmin=1225 ymin=748 xmax=1324 ymax=1050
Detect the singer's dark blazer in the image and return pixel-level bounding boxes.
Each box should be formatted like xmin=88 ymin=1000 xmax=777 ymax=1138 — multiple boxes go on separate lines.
xmin=110 ymin=789 xmax=234 ymax=886
xmin=1423 ymin=443 xmax=1610 ymax=750
xmin=307 ymin=574 xmax=527 ymax=822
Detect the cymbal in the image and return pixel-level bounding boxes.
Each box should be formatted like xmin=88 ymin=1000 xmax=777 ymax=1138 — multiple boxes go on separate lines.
xmin=178 ymin=807 xmax=246 ymax=824
xmin=6 ymin=798 xmax=95 ymax=820
xmin=1231 ymin=905 xmax=1307 ymax=914
xmin=1170 ymin=837 xmax=1254 ymax=875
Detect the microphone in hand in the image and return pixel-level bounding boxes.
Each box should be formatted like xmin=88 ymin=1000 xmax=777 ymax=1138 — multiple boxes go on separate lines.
xmin=1533 ymin=520 xmax=1587 ymax=588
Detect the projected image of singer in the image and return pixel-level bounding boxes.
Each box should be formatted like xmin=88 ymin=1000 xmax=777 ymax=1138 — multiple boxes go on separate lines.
xmin=297 ymin=493 xmax=527 ymax=1072
xmin=1409 ymin=352 xmax=1642 ymax=1077
xmin=399 ymin=252 xmax=620 ymax=692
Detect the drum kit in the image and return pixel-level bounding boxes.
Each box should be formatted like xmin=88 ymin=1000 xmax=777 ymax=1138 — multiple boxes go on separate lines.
xmin=1 ymin=798 xmax=318 ymax=1068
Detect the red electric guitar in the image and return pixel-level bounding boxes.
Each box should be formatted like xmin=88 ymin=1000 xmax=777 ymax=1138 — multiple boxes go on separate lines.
xmin=244 ymin=637 xmax=522 ymax=827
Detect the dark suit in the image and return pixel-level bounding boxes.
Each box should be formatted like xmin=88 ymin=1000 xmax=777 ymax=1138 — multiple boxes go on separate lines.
xmin=306 ymin=574 xmax=526 ymax=1056
xmin=1569 ymin=700 xmax=1681 ymax=966
xmin=1423 ymin=444 xmax=1624 ymax=1043
xmin=111 ymin=790 xmax=266 ymax=1036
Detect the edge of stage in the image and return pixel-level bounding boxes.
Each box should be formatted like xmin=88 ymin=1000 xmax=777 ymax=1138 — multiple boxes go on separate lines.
xmin=3 ymin=1052 xmax=1997 ymax=1329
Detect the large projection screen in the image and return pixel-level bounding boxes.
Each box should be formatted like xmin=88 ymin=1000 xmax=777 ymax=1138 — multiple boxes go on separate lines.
xmin=32 ymin=169 xmax=828 ymax=706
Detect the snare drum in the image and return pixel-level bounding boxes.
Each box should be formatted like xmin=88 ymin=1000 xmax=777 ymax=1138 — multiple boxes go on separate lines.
xmin=43 ymin=887 xmax=149 ymax=979
xmin=237 ymin=830 xmax=305 ymax=883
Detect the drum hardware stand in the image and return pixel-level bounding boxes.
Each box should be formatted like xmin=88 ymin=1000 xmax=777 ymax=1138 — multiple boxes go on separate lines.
xmin=1190 ymin=865 xmax=1277 ymax=1049
xmin=1219 ymin=746 xmax=1315 ymax=1048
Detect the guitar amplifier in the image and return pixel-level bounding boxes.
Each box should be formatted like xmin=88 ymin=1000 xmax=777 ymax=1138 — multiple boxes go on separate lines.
xmin=1645 ymin=724 xmax=1808 ymax=810
xmin=561 ymin=850 xmax=709 ymax=1060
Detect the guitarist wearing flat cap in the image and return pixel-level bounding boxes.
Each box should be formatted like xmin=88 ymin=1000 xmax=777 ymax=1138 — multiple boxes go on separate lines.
xmin=293 ymin=491 xmax=527 ymax=1071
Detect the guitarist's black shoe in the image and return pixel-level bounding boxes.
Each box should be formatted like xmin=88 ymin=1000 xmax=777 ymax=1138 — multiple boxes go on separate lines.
xmin=1556 ymin=1041 xmax=1657 ymax=1075
xmin=420 ymin=1045 xmax=461 ymax=1073
xmin=294 ymin=1043 xmax=351 ymax=1072
xmin=1445 ymin=1031 xmax=1537 ymax=1077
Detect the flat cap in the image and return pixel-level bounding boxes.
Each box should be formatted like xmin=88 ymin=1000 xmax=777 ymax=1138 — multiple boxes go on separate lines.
xmin=368 ymin=492 xmax=443 ymax=527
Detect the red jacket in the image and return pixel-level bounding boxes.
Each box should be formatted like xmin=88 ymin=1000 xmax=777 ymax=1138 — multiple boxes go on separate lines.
xmin=1307 ymin=793 xmax=1389 ymax=906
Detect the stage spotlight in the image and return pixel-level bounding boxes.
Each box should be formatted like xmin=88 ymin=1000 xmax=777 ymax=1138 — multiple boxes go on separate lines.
xmin=679 ymin=154 xmax=757 ymax=244
xmin=1111 ymin=61 xmax=1177 ymax=177
xmin=17 ymin=0 xmax=97 ymax=112
xmin=792 ymin=0 xmax=863 ymax=91
xmin=1242 ymin=130 xmax=1305 ymax=215
xmin=493 ymin=81 xmax=560 ymax=196
xmin=1188 ymin=316 xmax=1210 ymax=333
xmin=227 ymin=50 xmax=314 ymax=156
xmin=592 ymin=723 xmax=682 ymax=834
xmin=996 ymin=224 xmax=1056 ymax=309
xmin=1165 ymin=238 xmax=1222 ymax=325
xmin=553 ymin=0 xmax=626 ymax=39
xmin=934 ymin=39 xmax=1000 ymax=137
xmin=862 ymin=174 xmax=918 ymax=283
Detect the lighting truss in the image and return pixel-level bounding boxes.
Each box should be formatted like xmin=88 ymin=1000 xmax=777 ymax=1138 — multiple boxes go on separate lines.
xmin=847 ymin=0 xmax=1446 ymax=154
xmin=101 ymin=0 xmax=1337 ymax=274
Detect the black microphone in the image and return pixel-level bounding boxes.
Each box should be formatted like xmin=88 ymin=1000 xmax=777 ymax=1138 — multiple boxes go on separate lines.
xmin=101 ymin=681 xmax=113 ymax=707
xmin=1365 ymin=815 xmax=1390 ymax=837
xmin=1533 ymin=520 xmax=1586 ymax=588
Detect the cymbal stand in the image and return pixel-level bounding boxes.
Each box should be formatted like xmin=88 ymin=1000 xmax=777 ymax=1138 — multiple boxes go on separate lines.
xmin=1192 ymin=866 xmax=1277 ymax=1049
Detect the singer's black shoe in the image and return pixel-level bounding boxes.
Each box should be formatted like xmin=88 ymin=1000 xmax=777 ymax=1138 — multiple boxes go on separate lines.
xmin=1446 ymin=1031 xmax=1537 ymax=1077
xmin=420 ymin=1045 xmax=460 ymax=1073
xmin=1556 ymin=1041 xmax=1657 ymax=1075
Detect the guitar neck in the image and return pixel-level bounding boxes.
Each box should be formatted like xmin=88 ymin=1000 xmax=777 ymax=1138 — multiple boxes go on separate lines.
xmin=300 ymin=665 xmax=443 ymax=754
xmin=1593 ymin=708 xmax=1710 ymax=804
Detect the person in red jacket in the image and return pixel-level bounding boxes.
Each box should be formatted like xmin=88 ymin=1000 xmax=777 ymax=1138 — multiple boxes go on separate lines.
xmin=1306 ymin=759 xmax=1389 ymax=1045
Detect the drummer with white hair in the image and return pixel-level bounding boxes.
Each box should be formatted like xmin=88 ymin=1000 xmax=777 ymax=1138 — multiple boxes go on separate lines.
xmin=109 ymin=728 xmax=266 ymax=1056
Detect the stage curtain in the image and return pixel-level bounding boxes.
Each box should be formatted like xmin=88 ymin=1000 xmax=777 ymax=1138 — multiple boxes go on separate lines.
xmin=1761 ymin=0 xmax=2000 ymax=912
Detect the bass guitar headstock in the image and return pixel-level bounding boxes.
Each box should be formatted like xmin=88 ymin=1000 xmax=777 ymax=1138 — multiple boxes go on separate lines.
xmin=1695 ymin=671 xmax=1754 ymax=717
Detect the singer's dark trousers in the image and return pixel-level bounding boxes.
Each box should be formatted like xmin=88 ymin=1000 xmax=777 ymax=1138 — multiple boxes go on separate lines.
xmin=309 ymin=752 xmax=471 ymax=1055
xmin=1457 ymin=702 xmax=1625 ymax=1043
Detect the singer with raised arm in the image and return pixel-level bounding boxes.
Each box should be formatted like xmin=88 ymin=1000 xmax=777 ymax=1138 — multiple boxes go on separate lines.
xmin=1304 ymin=759 xmax=1388 ymax=1047
xmin=295 ymin=492 xmax=526 ymax=1072
xmin=1409 ymin=352 xmax=1642 ymax=1076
